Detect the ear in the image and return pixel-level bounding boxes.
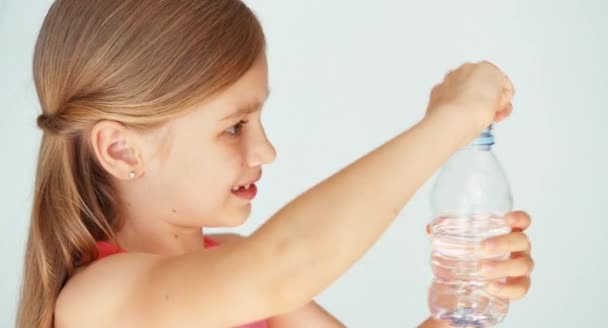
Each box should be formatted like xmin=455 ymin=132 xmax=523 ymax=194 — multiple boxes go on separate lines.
xmin=90 ymin=120 xmax=143 ymax=180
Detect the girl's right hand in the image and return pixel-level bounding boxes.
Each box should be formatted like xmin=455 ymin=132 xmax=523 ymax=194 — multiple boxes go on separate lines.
xmin=425 ymin=61 xmax=515 ymax=147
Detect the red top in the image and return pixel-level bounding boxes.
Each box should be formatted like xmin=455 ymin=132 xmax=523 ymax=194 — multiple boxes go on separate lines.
xmin=95 ymin=236 xmax=268 ymax=328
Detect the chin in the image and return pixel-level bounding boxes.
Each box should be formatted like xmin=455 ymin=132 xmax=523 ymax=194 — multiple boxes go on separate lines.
xmin=229 ymin=208 xmax=251 ymax=226
xmin=207 ymin=205 xmax=251 ymax=228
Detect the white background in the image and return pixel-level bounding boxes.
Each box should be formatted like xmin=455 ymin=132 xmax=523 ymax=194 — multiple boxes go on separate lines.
xmin=1 ymin=0 xmax=607 ymax=327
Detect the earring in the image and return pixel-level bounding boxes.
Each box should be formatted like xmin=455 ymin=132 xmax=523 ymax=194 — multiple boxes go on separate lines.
xmin=128 ymin=171 xmax=136 ymax=179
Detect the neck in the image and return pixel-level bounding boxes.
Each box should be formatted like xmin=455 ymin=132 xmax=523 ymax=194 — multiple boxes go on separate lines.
xmin=114 ymin=216 xmax=206 ymax=256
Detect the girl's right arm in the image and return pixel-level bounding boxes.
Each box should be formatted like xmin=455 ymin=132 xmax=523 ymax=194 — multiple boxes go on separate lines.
xmin=55 ymin=61 xmax=514 ymax=328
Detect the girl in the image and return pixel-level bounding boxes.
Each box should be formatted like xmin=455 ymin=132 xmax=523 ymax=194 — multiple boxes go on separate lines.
xmin=17 ymin=0 xmax=534 ymax=327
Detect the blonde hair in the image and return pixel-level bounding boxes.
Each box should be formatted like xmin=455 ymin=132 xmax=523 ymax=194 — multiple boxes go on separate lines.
xmin=17 ymin=0 xmax=265 ymax=327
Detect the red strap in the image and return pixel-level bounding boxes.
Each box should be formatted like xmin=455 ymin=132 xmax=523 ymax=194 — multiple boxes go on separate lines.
xmin=96 ymin=241 xmax=125 ymax=259
xmin=203 ymin=236 xmax=219 ymax=248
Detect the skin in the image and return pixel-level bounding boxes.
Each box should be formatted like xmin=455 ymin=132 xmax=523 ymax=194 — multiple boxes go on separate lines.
xmin=54 ymin=56 xmax=534 ymax=328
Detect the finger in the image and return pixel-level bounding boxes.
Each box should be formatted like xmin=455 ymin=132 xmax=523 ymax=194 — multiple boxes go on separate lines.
xmin=482 ymin=231 xmax=531 ymax=256
xmin=481 ymin=254 xmax=535 ymax=279
xmin=444 ymin=69 xmax=457 ymax=80
xmin=478 ymin=60 xmax=500 ymax=71
xmin=504 ymin=211 xmax=532 ymax=232
xmin=430 ymin=84 xmax=441 ymax=98
xmin=494 ymin=102 xmax=513 ymax=122
xmin=498 ymin=85 xmax=513 ymax=109
xmin=487 ymin=276 xmax=531 ymax=300
xmin=502 ymin=74 xmax=515 ymax=100
xmin=504 ymin=73 xmax=516 ymax=98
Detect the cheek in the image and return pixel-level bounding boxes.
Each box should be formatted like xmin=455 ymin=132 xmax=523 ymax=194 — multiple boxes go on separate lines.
xmin=145 ymin=127 xmax=247 ymax=223
xmin=175 ymin=143 xmax=244 ymax=207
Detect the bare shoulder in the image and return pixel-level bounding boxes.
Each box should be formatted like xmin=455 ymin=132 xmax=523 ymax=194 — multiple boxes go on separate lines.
xmin=55 ymin=252 xmax=161 ymax=328
xmin=55 ymin=233 xmax=280 ymax=328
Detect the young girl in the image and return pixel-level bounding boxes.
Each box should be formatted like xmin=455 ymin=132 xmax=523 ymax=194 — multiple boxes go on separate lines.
xmin=17 ymin=0 xmax=534 ymax=327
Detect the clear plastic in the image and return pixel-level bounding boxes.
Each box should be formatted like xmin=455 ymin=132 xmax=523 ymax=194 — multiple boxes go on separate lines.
xmin=428 ymin=126 xmax=513 ymax=328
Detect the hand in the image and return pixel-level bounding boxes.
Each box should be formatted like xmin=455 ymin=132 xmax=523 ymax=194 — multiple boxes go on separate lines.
xmin=479 ymin=210 xmax=534 ymax=300
xmin=426 ymin=211 xmax=534 ymax=299
xmin=421 ymin=211 xmax=534 ymax=328
xmin=425 ymin=61 xmax=515 ymax=147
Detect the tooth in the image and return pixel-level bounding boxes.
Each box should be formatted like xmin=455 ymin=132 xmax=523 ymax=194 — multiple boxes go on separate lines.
xmin=232 ymin=186 xmax=239 ymax=191
xmin=244 ymin=184 xmax=251 ymax=190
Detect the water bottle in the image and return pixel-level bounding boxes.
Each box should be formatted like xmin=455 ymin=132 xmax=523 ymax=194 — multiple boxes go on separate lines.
xmin=428 ymin=125 xmax=513 ymax=327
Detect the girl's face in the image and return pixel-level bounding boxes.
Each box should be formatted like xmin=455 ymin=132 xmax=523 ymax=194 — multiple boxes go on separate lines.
xmin=135 ymin=55 xmax=275 ymax=228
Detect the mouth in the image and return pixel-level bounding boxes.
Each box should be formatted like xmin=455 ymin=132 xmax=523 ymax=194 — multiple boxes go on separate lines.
xmin=230 ymin=173 xmax=262 ymax=201
xmin=231 ymin=183 xmax=258 ymax=200
xmin=231 ymin=183 xmax=254 ymax=192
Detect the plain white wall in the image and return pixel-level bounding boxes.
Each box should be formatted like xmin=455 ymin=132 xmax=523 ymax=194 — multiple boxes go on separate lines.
xmin=1 ymin=0 xmax=607 ymax=327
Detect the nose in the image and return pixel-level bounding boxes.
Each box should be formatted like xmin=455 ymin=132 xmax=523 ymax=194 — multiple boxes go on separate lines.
xmin=246 ymin=128 xmax=276 ymax=167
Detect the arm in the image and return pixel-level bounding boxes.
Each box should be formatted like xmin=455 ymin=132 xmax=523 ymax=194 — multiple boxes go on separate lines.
xmin=248 ymin=111 xmax=471 ymax=309
xmin=208 ymin=234 xmax=345 ymax=328
xmin=141 ymin=111 xmax=471 ymax=327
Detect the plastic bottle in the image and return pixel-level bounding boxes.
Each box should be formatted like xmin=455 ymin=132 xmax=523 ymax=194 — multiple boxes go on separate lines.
xmin=428 ymin=125 xmax=513 ymax=327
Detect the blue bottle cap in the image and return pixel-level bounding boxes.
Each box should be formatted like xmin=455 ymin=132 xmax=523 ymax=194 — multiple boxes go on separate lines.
xmin=471 ymin=124 xmax=495 ymax=146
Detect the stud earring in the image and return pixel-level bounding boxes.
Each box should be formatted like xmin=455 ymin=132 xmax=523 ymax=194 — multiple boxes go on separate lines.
xmin=128 ymin=171 xmax=136 ymax=179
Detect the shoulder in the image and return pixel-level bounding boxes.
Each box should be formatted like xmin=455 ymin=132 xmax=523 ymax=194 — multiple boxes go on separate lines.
xmin=55 ymin=234 xmax=249 ymax=327
xmin=55 ymin=252 xmax=161 ymax=328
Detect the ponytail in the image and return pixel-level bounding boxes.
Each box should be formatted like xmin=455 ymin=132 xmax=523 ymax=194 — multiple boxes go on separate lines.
xmin=17 ymin=134 xmax=118 ymax=328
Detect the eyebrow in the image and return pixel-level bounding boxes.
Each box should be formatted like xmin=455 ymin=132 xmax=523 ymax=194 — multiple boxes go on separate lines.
xmin=221 ymin=89 xmax=271 ymax=121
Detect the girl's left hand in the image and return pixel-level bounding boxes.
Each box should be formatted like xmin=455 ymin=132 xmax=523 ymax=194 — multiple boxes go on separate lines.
xmin=478 ymin=210 xmax=534 ymax=299
xmin=427 ymin=210 xmax=534 ymax=299
xmin=421 ymin=211 xmax=534 ymax=328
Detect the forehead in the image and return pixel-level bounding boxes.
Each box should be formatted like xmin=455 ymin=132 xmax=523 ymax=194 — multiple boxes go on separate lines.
xmin=209 ymin=56 xmax=269 ymax=117
xmin=226 ymin=56 xmax=268 ymax=100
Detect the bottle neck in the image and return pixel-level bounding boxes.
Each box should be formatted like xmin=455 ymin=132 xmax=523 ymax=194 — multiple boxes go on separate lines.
xmin=466 ymin=125 xmax=495 ymax=151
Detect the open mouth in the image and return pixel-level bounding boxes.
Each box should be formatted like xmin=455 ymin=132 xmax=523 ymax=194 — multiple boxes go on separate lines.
xmin=232 ymin=184 xmax=253 ymax=192
xmin=231 ymin=183 xmax=258 ymax=200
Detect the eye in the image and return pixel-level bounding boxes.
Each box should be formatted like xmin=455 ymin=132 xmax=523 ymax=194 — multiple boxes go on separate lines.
xmin=225 ymin=120 xmax=248 ymax=136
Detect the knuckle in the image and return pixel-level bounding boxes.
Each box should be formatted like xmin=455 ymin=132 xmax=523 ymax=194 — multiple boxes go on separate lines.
xmin=445 ymin=69 xmax=460 ymax=80
xmin=519 ymin=257 xmax=534 ymax=274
